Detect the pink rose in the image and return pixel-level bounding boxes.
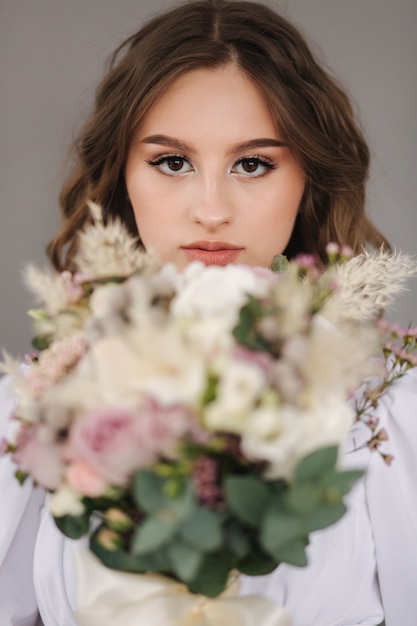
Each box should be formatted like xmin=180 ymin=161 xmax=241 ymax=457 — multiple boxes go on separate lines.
xmin=13 ymin=424 xmax=64 ymax=490
xmin=70 ymin=402 xmax=191 ymax=487
xmin=134 ymin=399 xmax=189 ymax=459
xmin=70 ymin=407 xmax=144 ymax=486
xmin=67 ymin=460 xmax=107 ymax=497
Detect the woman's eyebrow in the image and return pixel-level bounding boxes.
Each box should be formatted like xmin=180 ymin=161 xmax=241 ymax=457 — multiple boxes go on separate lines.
xmin=229 ymin=138 xmax=287 ymax=154
xmin=141 ymin=134 xmax=193 ymax=152
xmin=140 ymin=134 xmax=287 ymax=154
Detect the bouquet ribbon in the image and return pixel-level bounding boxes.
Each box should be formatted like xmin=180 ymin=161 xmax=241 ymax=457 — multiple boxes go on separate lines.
xmin=74 ymin=548 xmax=291 ymax=626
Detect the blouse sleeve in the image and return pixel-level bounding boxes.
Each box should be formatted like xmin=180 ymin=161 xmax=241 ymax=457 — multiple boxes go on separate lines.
xmin=365 ymin=365 xmax=417 ymax=626
xmin=0 ymin=375 xmax=45 ymax=626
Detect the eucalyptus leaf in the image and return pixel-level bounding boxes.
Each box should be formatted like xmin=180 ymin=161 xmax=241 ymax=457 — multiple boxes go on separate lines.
xmin=260 ymin=505 xmax=304 ymax=554
xmin=54 ymin=511 xmax=91 ymax=540
xmin=188 ymin=552 xmax=232 ymax=598
xmin=285 ymin=483 xmax=321 ymax=516
xmin=132 ymin=515 xmax=178 ymax=554
xmin=268 ymin=538 xmax=308 ymax=567
xmin=91 ymin=527 xmax=164 ymax=573
xmin=224 ymin=521 xmax=251 ymax=559
xmin=294 ymin=446 xmax=338 ymax=482
xmin=224 ymin=475 xmax=270 ymax=527
xmin=319 ymin=469 xmax=363 ymax=498
xmin=238 ymin=547 xmax=277 ymax=576
xmin=304 ymin=502 xmax=347 ymax=533
xmin=132 ymin=479 xmax=195 ymax=554
xmin=180 ymin=507 xmax=223 ymax=551
xmin=132 ymin=470 xmax=168 ymax=512
xmin=167 ymin=540 xmax=204 ymax=582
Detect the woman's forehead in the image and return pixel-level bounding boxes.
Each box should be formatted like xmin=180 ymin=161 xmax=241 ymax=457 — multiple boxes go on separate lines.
xmin=135 ymin=65 xmax=281 ymax=145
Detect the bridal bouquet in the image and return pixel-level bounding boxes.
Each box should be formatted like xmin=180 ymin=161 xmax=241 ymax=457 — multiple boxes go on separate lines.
xmin=2 ymin=206 xmax=417 ymax=625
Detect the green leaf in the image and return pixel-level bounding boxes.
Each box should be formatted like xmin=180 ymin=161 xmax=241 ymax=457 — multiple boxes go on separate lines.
xmin=260 ymin=504 xmax=304 ymax=556
xmin=285 ymin=483 xmax=321 ymax=516
xmin=132 ymin=515 xmax=178 ymax=554
xmin=188 ymin=552 xmax=232 ymax=598
xmin=27 ymin=308 xmax=49 ymax=321
xmin=294 ymin=446 xmax=338 ymax=482
xmin=167 ymin=540 xmax=203 ymax=582
xmin=90 ymin=527 xmax=165 ymax=573
xmin=238 ymin=546 xmax=277 ymax=576
xmin=304 ymin=502 xmax=347 ymax=533
xmin=31 ymin=333 xmax=53 ymax=351
xmin=180 ymin=507 xmax=223 ymax=551
xmin=268 ymin=538 xmax=308 ymax=567
xmin=232 ymin=297 xmax=270 ymax=352
xmin=132 ymin=470 xmax=168 ymax=512
xmin=320 ymin=469 xmax=363 ymax=499
xmin=132 ymin=479 xmax=195 ymax=554
xmin=271 ymin=254 xmax=289 ymax=273
xmin=54 ymin=511 xmax=90 ymax=540
xmin=224 ymin=521 xmax=251 ymax=559
xmin=14 ymin=470 xmax=29 ymax=485
xmin=202 ymin=372 xmax=218 ymax=405
xmin=224 ymin=475 xmax=270 ymax=527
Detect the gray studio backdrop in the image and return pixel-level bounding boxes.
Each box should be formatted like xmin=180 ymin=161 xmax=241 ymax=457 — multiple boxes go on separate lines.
xmin=1 ymin=0 xmax=416 ymax=359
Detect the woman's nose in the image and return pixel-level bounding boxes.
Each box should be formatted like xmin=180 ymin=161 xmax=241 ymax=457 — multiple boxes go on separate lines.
xmin=189 ymin=177 xmax=234 ymax=230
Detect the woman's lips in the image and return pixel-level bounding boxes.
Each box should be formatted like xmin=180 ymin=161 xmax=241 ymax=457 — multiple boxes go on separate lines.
xmin=181 ymin=242 xmax=244 ymax=266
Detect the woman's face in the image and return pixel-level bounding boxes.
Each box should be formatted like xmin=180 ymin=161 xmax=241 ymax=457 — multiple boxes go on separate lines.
xmin=125 ymin=65 xmax=305 ymax=269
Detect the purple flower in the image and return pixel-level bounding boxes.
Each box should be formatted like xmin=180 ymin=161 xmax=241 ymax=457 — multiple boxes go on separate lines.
xmin=192 ymin=455 xmax=223 ymax=509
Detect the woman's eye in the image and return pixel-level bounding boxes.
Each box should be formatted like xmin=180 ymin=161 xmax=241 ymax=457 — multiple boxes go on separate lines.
xmin=147 ymin=155 xmax=193 ymax=175
xmin=232 ymin=157 xmax=275 ymax=177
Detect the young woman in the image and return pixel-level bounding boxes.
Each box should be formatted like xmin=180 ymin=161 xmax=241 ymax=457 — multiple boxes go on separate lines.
xmin=0 ymin=2 xmax=416 ymax=624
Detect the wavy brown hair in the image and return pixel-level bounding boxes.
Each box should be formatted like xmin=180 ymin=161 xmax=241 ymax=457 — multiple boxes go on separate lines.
xmin=48 ymin=0 xmax=390 ymax=271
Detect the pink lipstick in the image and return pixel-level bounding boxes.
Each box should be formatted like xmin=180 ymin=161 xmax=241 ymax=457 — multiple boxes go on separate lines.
xmin=181 ymin=241 xmax=243 ymax=266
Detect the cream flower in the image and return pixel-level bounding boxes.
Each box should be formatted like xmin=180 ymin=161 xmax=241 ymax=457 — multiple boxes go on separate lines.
xmin=203 ymin=358 xmax=266 ymax=434
xmin=87 ymin=324 xmax=206 ymax=408
xmin=242 ymin=398 xmax=354 ymax=480
xmin=323 ymin=249 xmax=417 ymax=323
xmin=172 ymin=262 xmax=269 ymax=323
xmin=48 ymin=485 xmax=85 ymax=517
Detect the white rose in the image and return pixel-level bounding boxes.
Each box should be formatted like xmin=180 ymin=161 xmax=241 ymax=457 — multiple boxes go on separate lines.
xmin=48 ymin=485 xmax=85 ymax=517
xmin=172 ymin=263 xmax=267 ymax=323
xmin=90 ymin=325 xmax=206 ymax=408
xmin=242 ymin=397 xmax=353 ymax=480
xmin=204 ymin=359 xmax=266 ymax=434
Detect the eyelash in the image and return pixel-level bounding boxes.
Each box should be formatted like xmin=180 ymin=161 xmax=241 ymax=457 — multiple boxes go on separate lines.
xmin=146 ymin=154 xmax=192 ymax=174
xmin=146 ymin=154 xmax=277 ymax=176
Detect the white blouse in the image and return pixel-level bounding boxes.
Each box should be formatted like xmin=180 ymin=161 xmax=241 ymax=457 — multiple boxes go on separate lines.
xmin=1 ymin=367 xmax=416 ymax=626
